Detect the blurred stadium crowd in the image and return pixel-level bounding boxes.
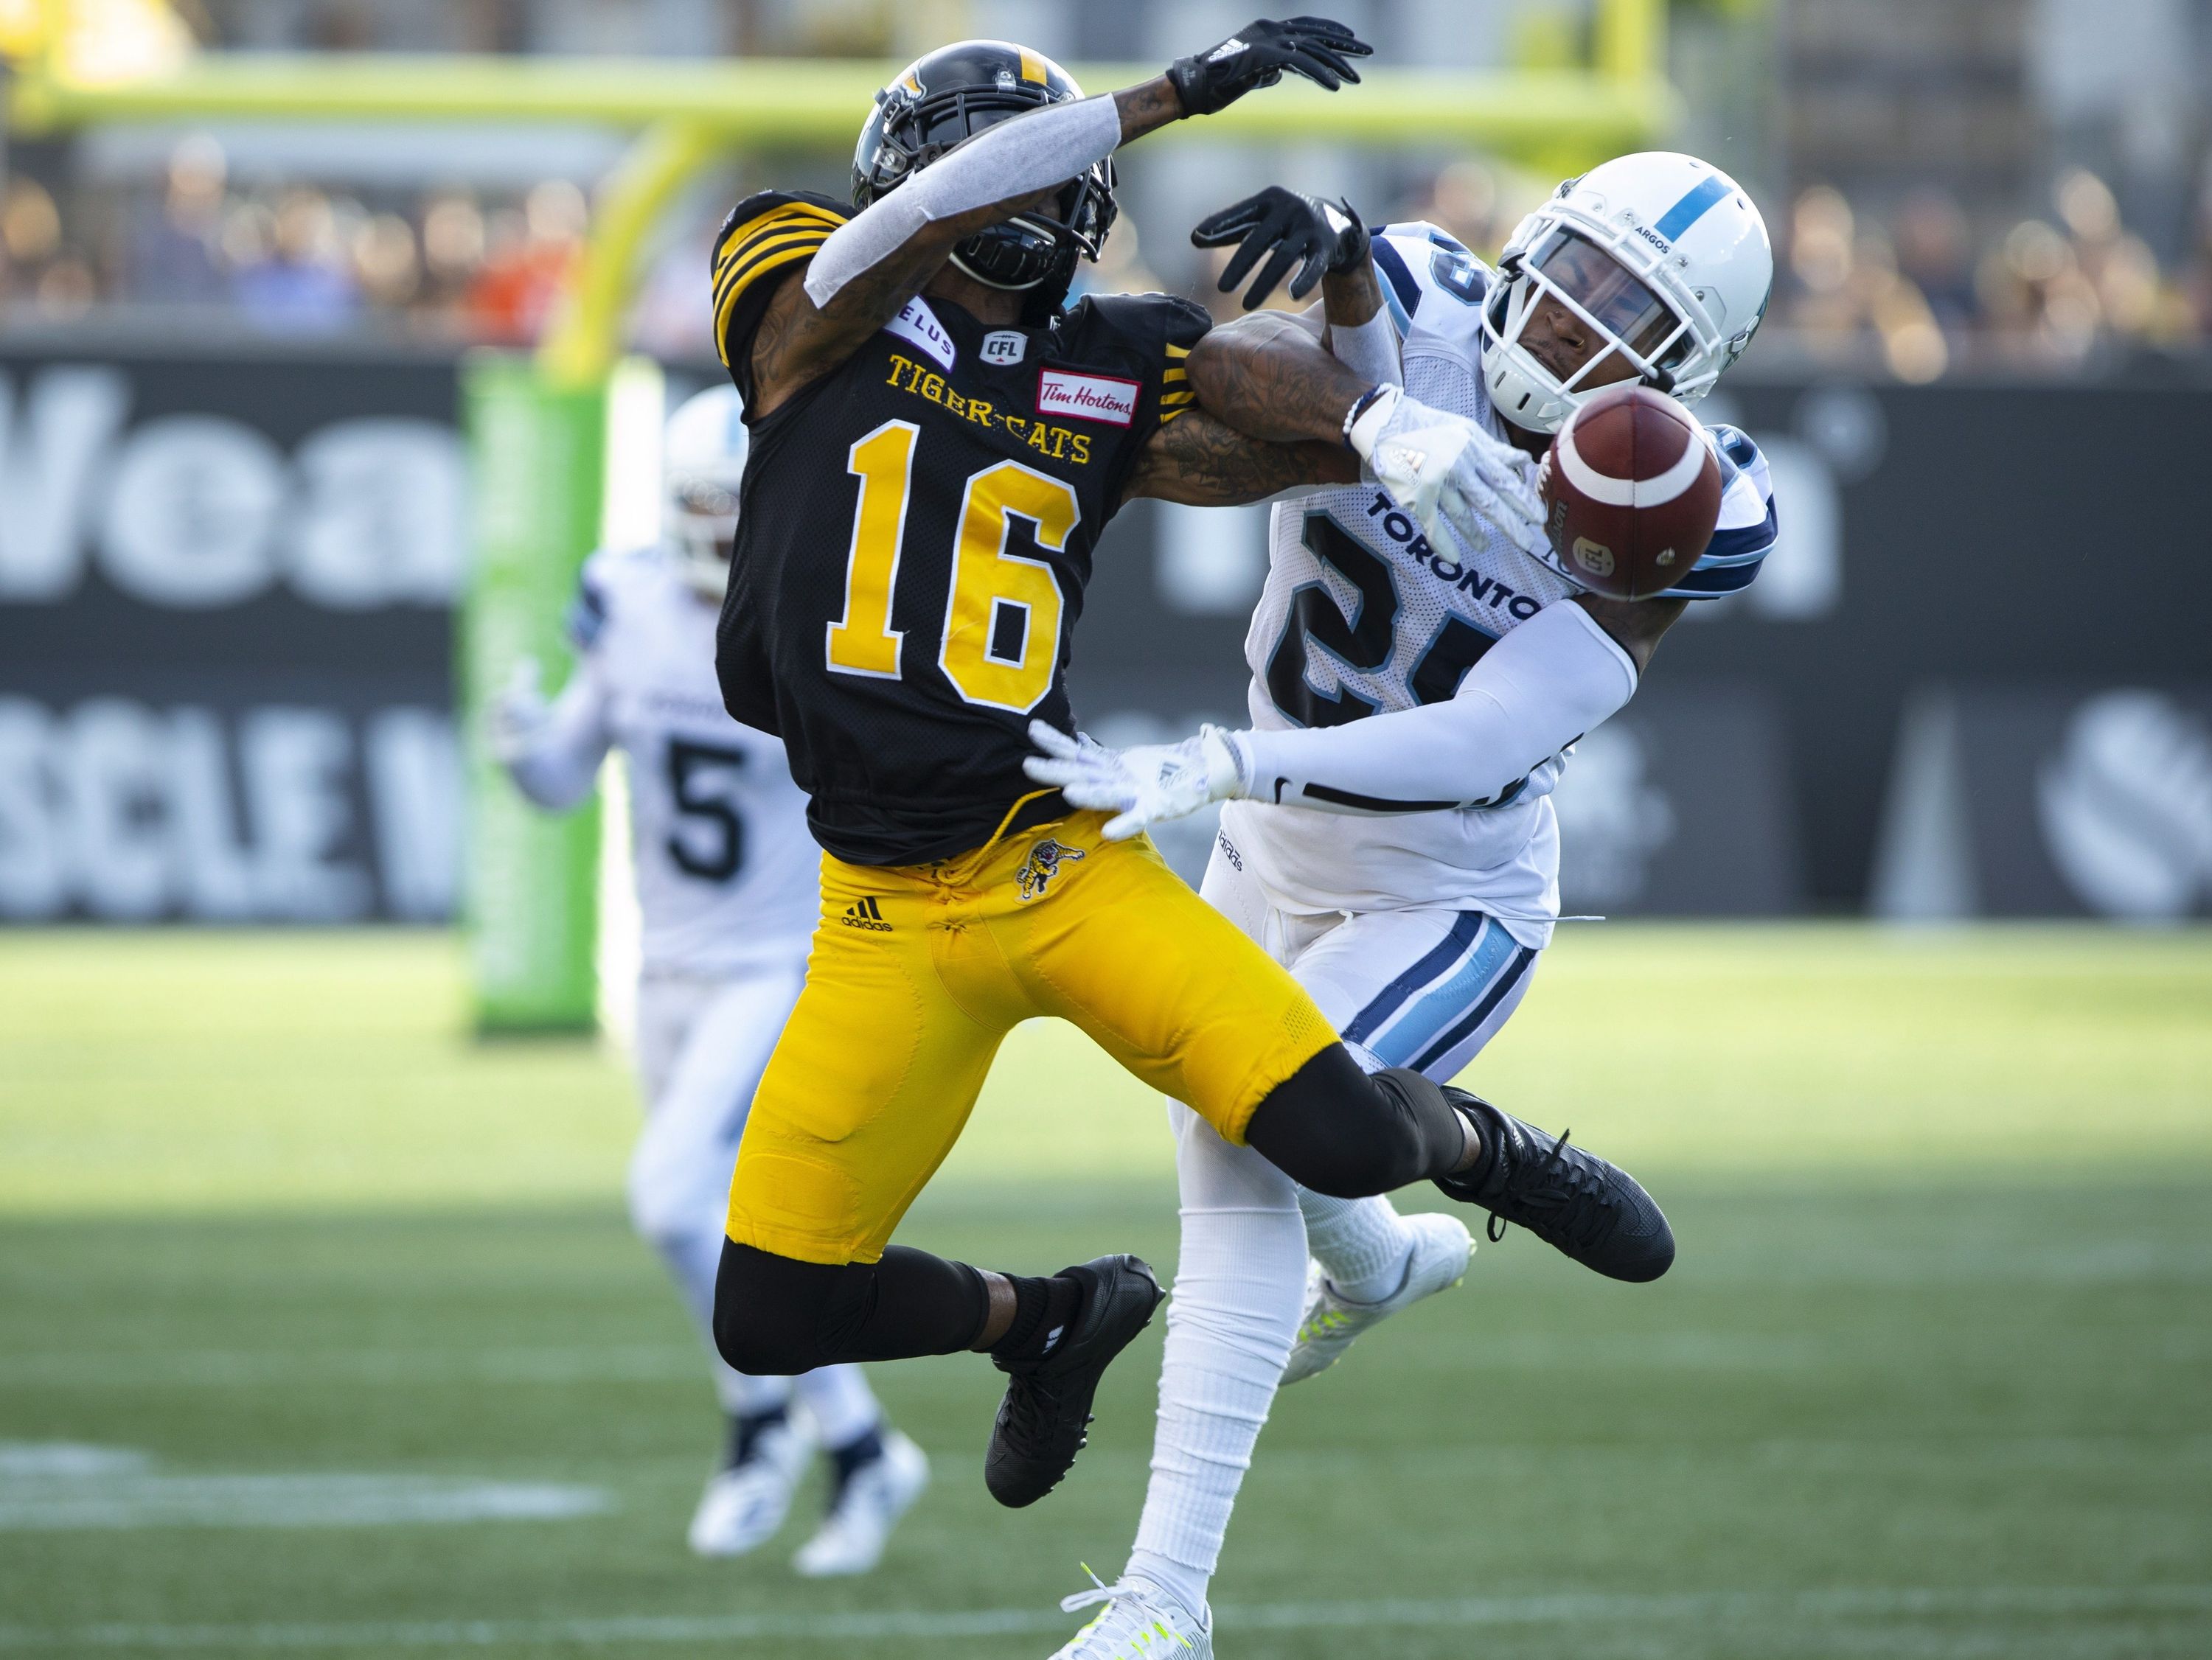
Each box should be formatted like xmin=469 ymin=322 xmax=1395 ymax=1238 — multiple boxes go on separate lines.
xmin=7 ymin=137 xmax=2212 ymax=378
xmin=6 ymin=0 xmax=2212 ymax=380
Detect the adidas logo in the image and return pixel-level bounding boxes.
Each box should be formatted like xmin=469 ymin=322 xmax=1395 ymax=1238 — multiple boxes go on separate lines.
xmin=840 ymin=896 xmax=892 ymax=932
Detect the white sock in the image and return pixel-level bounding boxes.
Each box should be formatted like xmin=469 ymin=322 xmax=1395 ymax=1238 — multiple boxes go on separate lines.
xmin=1126 ymin=1104 xmax=1306 ymax=1624
xmin=643 ymin=1220 xmax=792 ymax=1419
xmin=793 ymin=1363 xmax=881 ymax=1450
xmin=1298 ymin=1192 xmax=1417 ymax=1305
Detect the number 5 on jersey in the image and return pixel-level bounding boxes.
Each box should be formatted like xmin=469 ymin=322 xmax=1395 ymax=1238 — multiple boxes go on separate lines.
xmin=825 ymin=419 xmax=1077 ymax=714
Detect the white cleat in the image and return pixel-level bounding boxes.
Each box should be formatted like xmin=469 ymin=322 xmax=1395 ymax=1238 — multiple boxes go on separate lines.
xmin=686 ymin=1417 xmax=807 ymax=1558
xmin=1282 ymin=1210 xmax=1474 ymax=1385
xmin=792 ymin=1430 xmax=929 ymax=1577
xmin=1049 ymin=1571 xmax=1211 ymax=1659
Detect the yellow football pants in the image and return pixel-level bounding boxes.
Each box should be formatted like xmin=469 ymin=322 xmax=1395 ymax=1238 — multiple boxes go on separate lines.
xmin=726 ymin=809 xmax=1338 ymax=1264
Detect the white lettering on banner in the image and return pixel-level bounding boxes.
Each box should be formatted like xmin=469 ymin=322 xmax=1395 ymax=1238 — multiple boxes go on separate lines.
xmin=169 ymin=708 xmax=257 ymax=918
xmin=288 ymin=422 xmax=470 ymax=609
xmin=98 ymin=416 xmax=288 ymax=609
xmin=883 ymin=296 xmax=957 ymax=372
xmin=240 ymin=709 xmax=370 ymax=921
xmin=0 ymin=700 xmax=64 ymax=917
xmin=0 ymin=366 xmax=469 ymax=610
xmin=0 ymin=697 xmax=461 ymax=921
xmin=63 ymin=700 xmax=172 ymax=920
xmin=1035 ymin=368 xmax=1139 ymax=427
xmin=0 ymin=367 xmax=130 ymax=601
xmin=366 ymin=709 xmax=461 ymax=920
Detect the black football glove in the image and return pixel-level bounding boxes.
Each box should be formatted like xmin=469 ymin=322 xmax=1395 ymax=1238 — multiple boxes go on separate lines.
xmin=1192 ymin=186 xmax=1371 ymax=310
xmin=1166 ymin=17 xmax=1373 ymax=117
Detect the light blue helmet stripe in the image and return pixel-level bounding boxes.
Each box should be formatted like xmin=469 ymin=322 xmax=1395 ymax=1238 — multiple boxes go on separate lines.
xmin=1652 ymin=172 xmax=1731 ymax=243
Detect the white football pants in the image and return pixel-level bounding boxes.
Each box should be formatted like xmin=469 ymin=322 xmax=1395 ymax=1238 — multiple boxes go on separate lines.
xmin=630 ymin=965 xmax=882 ymax=1448
xmin=1124 ymin=834 xmax=1538 ymax=1616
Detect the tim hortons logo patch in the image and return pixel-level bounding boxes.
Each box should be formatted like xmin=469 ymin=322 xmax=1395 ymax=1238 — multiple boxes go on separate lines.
xmin=1036 ymin=368 xmax=1140 ymax=427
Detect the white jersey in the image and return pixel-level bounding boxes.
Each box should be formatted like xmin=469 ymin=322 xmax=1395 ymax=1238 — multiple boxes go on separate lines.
xmin=568 ymin=545 xmax=818 ymax=975
xmin=1225 ymin=221 xmax=1779 ymax=949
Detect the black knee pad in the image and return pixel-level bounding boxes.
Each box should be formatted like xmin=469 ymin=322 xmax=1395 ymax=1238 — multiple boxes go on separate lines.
xmin=1245 ymin=1050 xmax=1456 ymax=1197
xmin=713 ymin=1241 xmax=851 ymax=1375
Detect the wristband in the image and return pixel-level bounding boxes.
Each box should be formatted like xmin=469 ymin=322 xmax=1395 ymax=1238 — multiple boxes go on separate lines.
xmin=1342 ymin=383 xmax=1399 ymax=453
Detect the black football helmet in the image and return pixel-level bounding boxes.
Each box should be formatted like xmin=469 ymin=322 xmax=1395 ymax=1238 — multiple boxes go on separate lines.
xmin=852 ymin=39 xmax=1117 ymax=317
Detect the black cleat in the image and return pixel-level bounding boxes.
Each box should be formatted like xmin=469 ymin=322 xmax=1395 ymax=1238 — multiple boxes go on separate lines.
xmin=1433 ymin=1089 xmax=1675 ymax=1283
xmin=984 ymin=1254 xmax=1164 ymax=1509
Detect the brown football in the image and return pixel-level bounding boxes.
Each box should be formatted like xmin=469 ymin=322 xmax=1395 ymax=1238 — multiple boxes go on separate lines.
xmin=1535 ymin=384 xmax=1723 ymax=601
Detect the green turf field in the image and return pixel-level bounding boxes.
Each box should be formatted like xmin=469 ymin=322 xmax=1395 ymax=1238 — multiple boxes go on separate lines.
xmin=2 ymin=927 xmax=2209 ymax=1658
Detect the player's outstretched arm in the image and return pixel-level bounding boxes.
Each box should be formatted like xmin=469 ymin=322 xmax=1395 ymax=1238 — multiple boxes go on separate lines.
xmin=490 ymin=657 xmax=611 ymax=812
xmin=1118 ymin=407 xmax=1355 ymax=507
xmin=1187 ymin=313 xmax=1547 ymax=551
xmin=1024 ymin=597 xmax=1660 ymax=836
xmin=746 ymin=18 xmax=1371 ymax=415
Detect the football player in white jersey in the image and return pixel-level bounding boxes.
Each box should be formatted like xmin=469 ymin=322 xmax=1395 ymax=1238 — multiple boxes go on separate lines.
xmin=1025 ymin=153 xmax=1778 ymax=1654
xmin=490 ymin=386 xmax=928 ymax=1576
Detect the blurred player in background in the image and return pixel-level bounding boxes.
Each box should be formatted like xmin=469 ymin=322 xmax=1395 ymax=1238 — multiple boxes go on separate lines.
xmin=490 ymin=386 xmax=926 ymax=1577
xmin=1027 ymin=153 xmax=1777 ymax=1654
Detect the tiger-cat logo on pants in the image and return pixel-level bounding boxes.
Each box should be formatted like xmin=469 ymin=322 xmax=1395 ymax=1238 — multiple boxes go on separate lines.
xmin=1016 ymin=838 xmax=1085 ymax=902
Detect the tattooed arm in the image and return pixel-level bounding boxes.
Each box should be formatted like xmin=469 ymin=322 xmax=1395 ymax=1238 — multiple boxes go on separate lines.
xmin=1119 ymin=408 xmax=1354 ymax=509
xmin=1115 ymin=305 xmax=1376 ymax=506
xmin=1183 ymin=308 xmax=1377 ymax=447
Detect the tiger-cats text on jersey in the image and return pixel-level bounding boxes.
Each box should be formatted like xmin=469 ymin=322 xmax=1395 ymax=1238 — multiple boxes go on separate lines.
xmin=710 ymin=189 xmax=1210 ymax=867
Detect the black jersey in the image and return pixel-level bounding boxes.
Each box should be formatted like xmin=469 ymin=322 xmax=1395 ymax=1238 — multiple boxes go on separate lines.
xmin=710 ymin=189 xmax=1211 ymax=867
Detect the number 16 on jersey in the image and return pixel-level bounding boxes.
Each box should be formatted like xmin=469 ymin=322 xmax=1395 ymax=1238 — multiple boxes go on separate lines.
xmin=825 ymin=419 xmax=1079 ymax=714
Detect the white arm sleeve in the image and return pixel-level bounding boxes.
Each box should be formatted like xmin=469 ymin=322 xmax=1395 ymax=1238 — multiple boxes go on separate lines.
xmin=804 ymin=94 xmax=1124 ymax=307
xmin=1325 ymin=304 xmax=1401 ymax=387
xmin=1234 ymin=600 xmax=1638 ymax=815
xmin=503 ymin=669 xmax=612 ymax=812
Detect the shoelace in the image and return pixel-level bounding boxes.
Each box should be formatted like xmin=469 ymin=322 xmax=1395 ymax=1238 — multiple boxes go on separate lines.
xmin=1001 ymin=1371 xmax=1093 ymax=1462
xmin=1059 ymin=1567 xmax=1194 ymax=1654
xmin=1490 ymin=1126 xmax=1621 ymax=1252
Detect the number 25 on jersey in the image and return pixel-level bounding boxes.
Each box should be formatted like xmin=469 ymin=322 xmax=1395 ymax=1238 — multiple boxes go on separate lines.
xmin=824 ymin=419 xmax=1077 ymax=714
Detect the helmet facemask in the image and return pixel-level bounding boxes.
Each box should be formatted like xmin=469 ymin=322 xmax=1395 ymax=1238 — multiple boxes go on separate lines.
xmin=665 ymin=474 xmax=740 ymax=600
xmin=852 ymin=49 xmax=1117 ymax=316
xmin=1483 ymin=227 xmax=1715 ymax=432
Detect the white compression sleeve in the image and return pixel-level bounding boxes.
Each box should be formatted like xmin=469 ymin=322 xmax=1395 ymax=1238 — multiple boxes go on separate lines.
xmin=1234 ymin=599 xmax=1638 ymax=815
xmin=503 ymin=669 xmax=610 ymax=810
xmin=1326 ymin=304 xmax=1400 ymax=387
xmin=803 ymin=94 xmax=1124 ymax=307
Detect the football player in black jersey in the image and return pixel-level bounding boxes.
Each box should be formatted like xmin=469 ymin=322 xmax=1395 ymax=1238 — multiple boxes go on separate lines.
xmin=707 ymin=21 xmax=1674 ymax=1521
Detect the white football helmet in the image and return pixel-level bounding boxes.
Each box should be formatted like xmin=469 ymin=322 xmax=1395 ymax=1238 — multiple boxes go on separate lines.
xmin=663 ymin=385 xmax=749 ymax=598
xmin=1482 ymin=151 xmax=1773 ymax=433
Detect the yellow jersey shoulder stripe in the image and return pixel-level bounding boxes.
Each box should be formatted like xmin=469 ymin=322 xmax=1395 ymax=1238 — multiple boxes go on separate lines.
xmin=714 ymin=243 xmax=821 ymax=365
xmin=713 ymin=223 xmax=835 ymax=313
xmin=714 ymin=200 xmax=846 ymax=270
xmin=717 ymin=214 xmax=836 ymax=291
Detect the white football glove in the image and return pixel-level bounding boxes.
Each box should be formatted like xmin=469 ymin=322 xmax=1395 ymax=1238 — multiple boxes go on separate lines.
xmin=1346 ymin=385 xmax=1550 ymax=559
xmin=487 ymin=657 xmax=551 ymax=766
xmin=1023 ymin=720 xmax=1251 ymax=842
